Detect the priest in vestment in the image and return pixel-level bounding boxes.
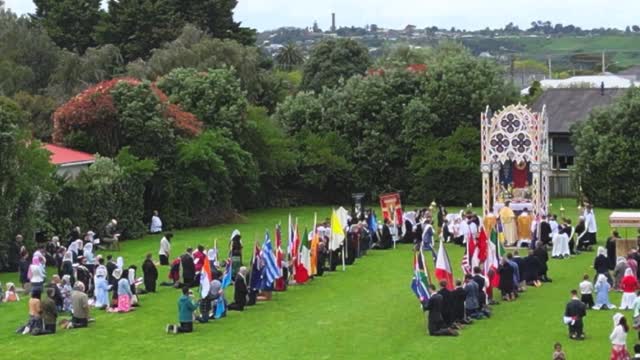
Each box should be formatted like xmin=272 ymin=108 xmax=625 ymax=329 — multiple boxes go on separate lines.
xmin=499 ymin=201 xmax=517 ymax=246
xmin=517 ymin=209 xmax=533 ymax=243
xmin=483 ymin=213 xmax=497 ymax=234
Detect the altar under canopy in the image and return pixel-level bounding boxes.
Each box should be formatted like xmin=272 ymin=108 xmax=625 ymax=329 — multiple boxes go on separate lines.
xmin=481 ymin=104 xmax=550 ymax=218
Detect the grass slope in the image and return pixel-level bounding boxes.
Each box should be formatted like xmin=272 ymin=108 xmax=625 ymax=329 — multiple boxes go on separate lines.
xmin=0 ymin=203 xmax=635 ymax=359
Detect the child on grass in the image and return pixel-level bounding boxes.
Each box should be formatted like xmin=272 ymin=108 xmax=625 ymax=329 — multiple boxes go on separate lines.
xmin=4 ymin=282 xmax=19 ymax=302
xmin=166 ymin=286 xmax=197 ymax=334
xmin=579 ymin=274 xmax=594 ymax=308
xmin=552 ymin=342 xmax=566 ymax=360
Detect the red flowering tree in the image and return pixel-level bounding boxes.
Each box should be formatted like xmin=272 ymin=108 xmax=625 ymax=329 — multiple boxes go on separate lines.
xmin=52 ymin=78 xmax=202 ymax=156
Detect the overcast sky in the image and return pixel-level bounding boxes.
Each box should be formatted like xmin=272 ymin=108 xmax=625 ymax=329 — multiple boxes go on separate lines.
xmin=5 ymin=0 xmax=640 ymax=31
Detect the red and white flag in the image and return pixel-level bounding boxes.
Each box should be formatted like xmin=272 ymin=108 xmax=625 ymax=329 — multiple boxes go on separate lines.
xmin=435 ymin=240 xmax=454 ymax=290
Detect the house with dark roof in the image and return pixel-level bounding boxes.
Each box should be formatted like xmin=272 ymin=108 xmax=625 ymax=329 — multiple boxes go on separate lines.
xmin=44 ymin=143 xmax=95 ymax=179
xmin=531 ymin=88 xmax=625 ymax=196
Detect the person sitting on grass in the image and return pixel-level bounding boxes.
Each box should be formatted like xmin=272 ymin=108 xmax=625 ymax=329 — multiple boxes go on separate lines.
xmin=4 ymin=282 xmax=19 ymax=302
xmin=35 ymin=287 xmax=58 ymax=335
xmin=564 ymin=289 xmax=586 ymax=340
xmin=552 ymin=342 xmax=566 ymax=360
xmin=109 ymin=268 xmax=133 ymax=313
xmin=166 ymin=286 xmax=197 ymax=334
xmin=60 ymin=282 xmax=90 ymax=329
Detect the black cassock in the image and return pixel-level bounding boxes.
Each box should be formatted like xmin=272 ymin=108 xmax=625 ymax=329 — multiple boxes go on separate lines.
xmin=181 ymin=254 xmax=196 ymax=287
xmin=142 ymin=259 xmax=158 ymax=293
xmin=424 ymin=293 xmax=446 ymax=335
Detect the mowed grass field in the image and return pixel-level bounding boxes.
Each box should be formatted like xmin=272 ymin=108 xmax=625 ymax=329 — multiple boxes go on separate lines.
xmin=0 ymin=201 xmax=637 ymax=359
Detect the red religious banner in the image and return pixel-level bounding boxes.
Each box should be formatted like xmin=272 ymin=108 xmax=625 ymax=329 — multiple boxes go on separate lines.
xmin=379 ymin=193 xmax=403 ymax=226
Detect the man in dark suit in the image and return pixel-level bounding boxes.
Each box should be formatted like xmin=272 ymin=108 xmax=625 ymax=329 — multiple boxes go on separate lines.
xmin=228 ymin=267 xmax=248 ymax=311
xmin=540 ymin=216 xmax=552 ymax=246
xmin=564 ymin=289 xmax=586 ymax=340
xmin=424 ymin=285 xmax=458 ymax=336
xmin=180 ymin=248 xmax=196 ymax=288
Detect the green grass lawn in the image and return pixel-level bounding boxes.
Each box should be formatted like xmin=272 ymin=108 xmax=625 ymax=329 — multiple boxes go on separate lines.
xmin=0 ymin=201 xmax=636 ymax=359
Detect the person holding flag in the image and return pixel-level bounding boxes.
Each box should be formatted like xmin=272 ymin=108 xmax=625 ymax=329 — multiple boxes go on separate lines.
xmin=258 ymin=231 xmax=280 ymax=301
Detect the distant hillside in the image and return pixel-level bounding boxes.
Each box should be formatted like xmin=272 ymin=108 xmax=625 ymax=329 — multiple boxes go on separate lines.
xmin=461 ymin=35 xmax=640 ymax=68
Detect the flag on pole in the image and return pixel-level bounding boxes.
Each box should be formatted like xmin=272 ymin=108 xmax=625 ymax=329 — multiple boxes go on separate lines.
xmin=249 ymin=242 xmax=262 ymax=290
xmin=294 ymin=226 xmax=309 ymax=284
xmin=462 ymin=232 xmax=476 ymax=274
xmin=485 ymin=228 xmax=501 ymax=288
xmin=310 ymin=229 xmax=319 ymax=276
xmin=202 ymin=253 xmax=212 ymax=282
xmin=274 ymin=224 xmax=286 ymax=291
xmin=214 ymin=298 xmax=226 ymax=319
xmin=199 ymin=271 xmax=210 ymax=298
xmin=330 ymin=209 xmax=345 ymax=251
xmin=411 ymin=252 xmax=431 ymax=303
xmin=220 ymin=259 xmax=232 ymax=289
xmin=435 ymin=240 xmax=454 ymax=290
xmin=421 ymin=223 xmax=437 ymax=263
xmin=287 ymin=214 xmax=294 ymax=258
xmin=300 ymin=228 xmax=311 ymax=274
xmin=260 ymin=231 xmax=279 ymax=287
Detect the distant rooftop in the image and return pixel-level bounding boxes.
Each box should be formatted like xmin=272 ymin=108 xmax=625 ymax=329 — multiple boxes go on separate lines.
xmin=521 ymin=74 xmax=634 ymax=95
xmin=44 ymin=144 xmax=95 ymax=166
xmin=531 ymin=88 xmax=625 ymax=134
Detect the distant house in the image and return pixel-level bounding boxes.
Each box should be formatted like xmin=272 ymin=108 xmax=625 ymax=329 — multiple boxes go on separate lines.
xmin=44 ymin=143 xmax=95 ymax=179
xmin=521 ymin=74 xmax=634 ymax=95
xmin=531 ymin=88 xmax=625 ymax=196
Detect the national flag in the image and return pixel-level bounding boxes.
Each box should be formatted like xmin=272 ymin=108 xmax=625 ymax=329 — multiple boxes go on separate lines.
xmin=260 ymin=231 xmax=280 ymax=287
xmin=202 ymin=252 xmax=212 ymax=282
xmin=287 ymin=214 xmax=294 ymax=258
xmin=310 ymin=213 xmax=319 ymax=276
xmin=249 ymin=243 xmax=262 ymax=290
xmin=435 ymin=240 xmax=454 ymax=290
xmin=411 ymin=252 xmax=430 ymax=303
xmin=368 ymin=212 xmax=379 ymax=240
xmin=220 ymin=259 xmax=232 ymax=289
xmin=300 ymin=228 xmax=312 ymax=273
xmin=199 ymin=271 xmax=210 ymax=298
xmin=214 ymin=297 xmax=225 ymax=319
xmin=330 ymin=209 xmax=345 ymax=251
xmin=490 ymin=227 xmax=505 ymax=259
xmin=274 ymin=224 xmax=286 ymax=291
xmin=421 ymin=224 xmax=437 ymax=263
xmin=484 ymin=233 xmax=501 ymax=288
xmin=462 ymin=232 xmax=476 ymax=274
xmin=294 ymin=227 xmax=309 ymax=284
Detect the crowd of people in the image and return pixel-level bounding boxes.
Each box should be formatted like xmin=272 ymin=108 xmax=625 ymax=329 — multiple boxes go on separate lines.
xmin=1 ymin=209 xmax=403 ymax=336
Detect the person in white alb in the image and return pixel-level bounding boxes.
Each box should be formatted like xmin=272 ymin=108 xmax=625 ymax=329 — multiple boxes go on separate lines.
xmin=584 ymin=204 xmax=598 ymax=247
xmin=158 ymin=233 xmax=173 ymax=266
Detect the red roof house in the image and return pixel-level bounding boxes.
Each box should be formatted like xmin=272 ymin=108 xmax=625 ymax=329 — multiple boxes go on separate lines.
xmin=44 ymin=144 xmax=95 ymax=178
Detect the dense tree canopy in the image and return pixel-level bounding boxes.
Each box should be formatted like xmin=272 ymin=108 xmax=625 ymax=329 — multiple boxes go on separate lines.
xmin=572 ymin=88 xmax=640 ymax=207
xmin=156 ymin=67 xmax=247 ymax=139
xmin=301 ymin=38 xmax=371 ymax=93
xmin=32 ymin=0 xmax=102 ymax=53
xmin=0 ymin=97 xmax=54 ymax=269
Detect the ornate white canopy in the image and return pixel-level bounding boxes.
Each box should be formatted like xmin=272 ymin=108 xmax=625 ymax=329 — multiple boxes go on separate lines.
xmin=480 ymin=104 xmax=550 ymax=217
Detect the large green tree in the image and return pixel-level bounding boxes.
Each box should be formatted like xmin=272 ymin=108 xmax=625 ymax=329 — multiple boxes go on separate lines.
xmin=157 ymin=67 xmax=247 ymax=139
xmin=32 ymin=0 xmax=102 ymax=53
xmin=0 ymin=11 xmax=61 ymax=95
xmin=573 ymin=87 xmax=640 ymax=207
xmin=409 ymin=125 xmax=482 ymax=205
xmin=0 ymin=97 xmax=55 ymax=270
xmin=301 ymin=38 xmax=370 ymax=93
xmin=98 ymin=0 xmax=176 ymax=61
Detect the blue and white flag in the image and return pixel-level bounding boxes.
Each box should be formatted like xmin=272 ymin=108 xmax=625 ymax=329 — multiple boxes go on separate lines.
xmin=261 ymin=231 xmax=279 ymax=287
xmin=220 ymin=260 xmax=232 ymax=289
